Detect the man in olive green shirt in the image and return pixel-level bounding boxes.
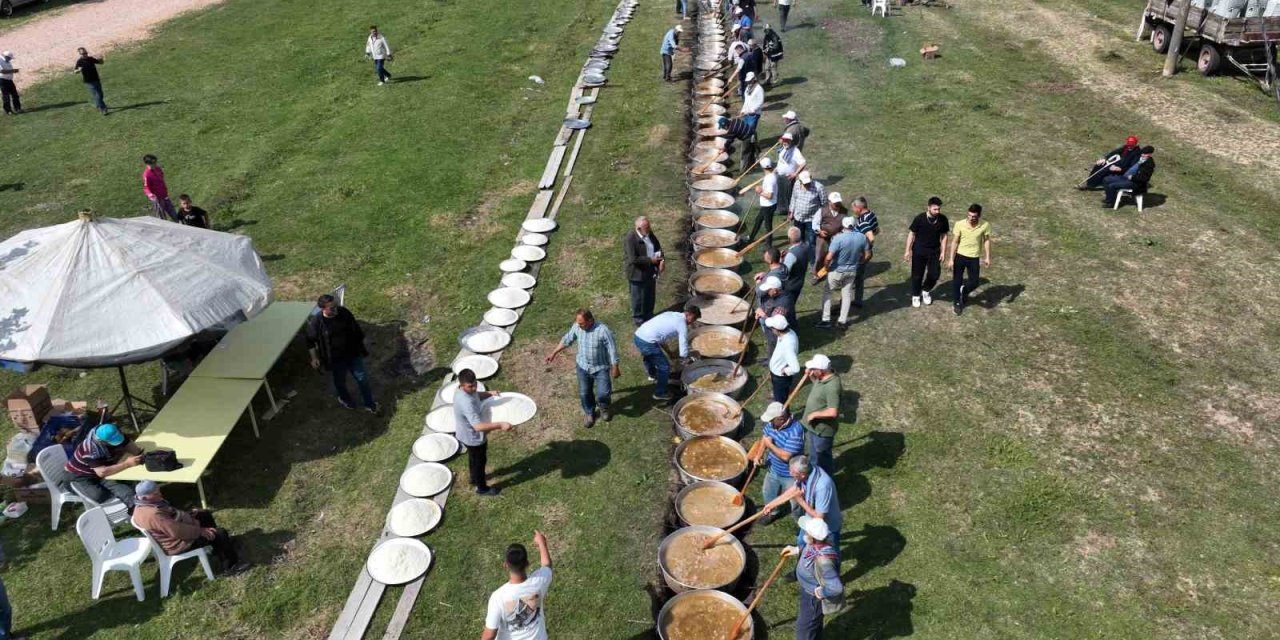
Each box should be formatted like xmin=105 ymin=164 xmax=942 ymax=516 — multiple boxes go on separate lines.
xmin=801 ymin=354 xmax=841 ymax=473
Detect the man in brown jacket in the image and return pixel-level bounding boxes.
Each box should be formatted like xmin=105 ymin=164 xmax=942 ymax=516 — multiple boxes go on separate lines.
xmin=132 ymin=481 xmax=250 ymax=575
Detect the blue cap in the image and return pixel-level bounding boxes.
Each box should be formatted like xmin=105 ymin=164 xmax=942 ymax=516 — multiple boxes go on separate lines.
xmin=135 ymin=481 xmax=159 ymax=497
xmin=95 ymin=423 xmax=125 ymax=446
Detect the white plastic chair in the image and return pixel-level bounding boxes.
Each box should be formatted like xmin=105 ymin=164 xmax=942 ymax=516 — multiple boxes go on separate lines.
xmin=34 ymin=445 xmax=85 ymax=530
xmin=68 ymin=478 xmax=131 ymax=526
xmin=76 ymin=507 xmax=151 ymax=601
xmin=131 ymin=517 xmax=215 ymax=597
xmin=1114 ymin=189 xmax=1145 ymax=212
xmin=871 ymin=0 xmax=889 ymax=17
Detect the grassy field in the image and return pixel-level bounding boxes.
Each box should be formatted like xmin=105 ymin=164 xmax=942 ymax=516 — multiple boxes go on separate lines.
xmin=1 ymin=0 xmax=1278 ymax=638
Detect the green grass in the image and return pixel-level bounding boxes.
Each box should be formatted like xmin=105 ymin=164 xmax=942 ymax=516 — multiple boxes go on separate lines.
xmin=2 ymin=0 xmax=1279 ymax=638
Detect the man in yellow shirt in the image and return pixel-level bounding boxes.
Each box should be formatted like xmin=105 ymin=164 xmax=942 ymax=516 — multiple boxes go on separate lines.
xmin=947 ymin=204 xmax=991 ymax=316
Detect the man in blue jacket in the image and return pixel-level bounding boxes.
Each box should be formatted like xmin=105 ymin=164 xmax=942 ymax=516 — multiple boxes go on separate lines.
xmin=784 ymin=515 xmax=844 ymax=640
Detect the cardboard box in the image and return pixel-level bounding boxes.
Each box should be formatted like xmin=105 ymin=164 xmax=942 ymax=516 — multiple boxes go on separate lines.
xmin=7 ymin=384 xmax=52 ymax=433
xmin=49 ymin=399 xmax=89 ymax=415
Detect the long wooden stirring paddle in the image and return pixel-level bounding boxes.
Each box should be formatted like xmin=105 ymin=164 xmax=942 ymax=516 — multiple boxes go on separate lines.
xmin=735 ymin=221 xmax=790 ymax=257
xmin=701 ymin=507 xmax=771 ymax=549
xmin=782 ymin=372 xmax=811 ymax=409
xmin=734 ymin=140 xmax=782 ymax=187
xmin=731 ymin=438 xmax=766 ymax=507
xmin=726 ymin=550 xmax=794 ymax=640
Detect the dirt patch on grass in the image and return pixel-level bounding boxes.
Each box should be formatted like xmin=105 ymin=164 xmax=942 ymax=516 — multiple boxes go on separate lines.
xmin=820 ymin=17 xmax=883 ymax=61
xmin=499 ymin=339 xmax=580 ymax=447
xmin=1073 ymin=529 xmax=1117 ymax=559
xmin=645 ymin=124 xmax=671 ymax=149
xmin=275 ymin=270 xmax=337 ymax=301
xmin=1027 ymin=81 xmax=1078 ymax=94
xmin=462 ymin=179 xmax=536 ymax=233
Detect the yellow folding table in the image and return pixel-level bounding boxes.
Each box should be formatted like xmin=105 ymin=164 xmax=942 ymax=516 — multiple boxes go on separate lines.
xmin=112 ymin=377 xmax=265 ymax=508
xmin=189 ymin=301 xmax=314 ymax=416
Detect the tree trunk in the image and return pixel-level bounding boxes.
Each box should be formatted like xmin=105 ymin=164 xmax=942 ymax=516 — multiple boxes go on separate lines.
xmin=1162 ymin=0 xmax=1193 ymax=76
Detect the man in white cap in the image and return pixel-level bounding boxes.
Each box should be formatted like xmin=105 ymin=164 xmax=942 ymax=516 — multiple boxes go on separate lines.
xmin=801 ymin=354 xmax=842 ymax=472
xmin=783 ymin=514 xmax=844 ymax=640
xmin=745 ymin=156 xmax=779 ymax=244
xmin=738 ymin=39 xmax=764 ymax=97
xmin=0 ymin=52 xmax=21 ymax=115
xmin=818 ymin=215 xmax=870 ymax=330
xmin=775 ymin=132 xmax=806 ymax=222
xmin=788 ymin=170 xmax=825 ymax=256
xmin=755 ymin=275 xmax=793 ymax=365
xmin=782 ymin=110 xmax=808 ymax=150
xmin=812 ymin=191 xmax=846 ymax=274
xmin=782 ymin=226 xmax=812 ymax=309
xmin=739 ymin=71 xmax=764 ymax=131
xmin=765 ymin=314 xmax=800 ymax=403
xmin=660 ymin=25 xmax=683 ymax=81
xmin=754 ymin=401 xmax=806 ymax=525
xmin=737 ymin=6 xmax=755 ymax=41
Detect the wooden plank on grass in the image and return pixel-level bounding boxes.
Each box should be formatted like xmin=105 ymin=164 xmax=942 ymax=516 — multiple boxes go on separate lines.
xmin=538 ymin=146 xmax=567 ymax=189
xmin=525 ymin=189 xmax=556 ymax=221
xmin=382 ymin=576 xmax=427 ymax=640
xmin=548 ymin=175 xmax=574 ymax=220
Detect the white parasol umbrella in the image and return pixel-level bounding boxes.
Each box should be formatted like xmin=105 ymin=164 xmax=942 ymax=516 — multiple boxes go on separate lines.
xmin=0 ymin=212 xmax=273 ymax=424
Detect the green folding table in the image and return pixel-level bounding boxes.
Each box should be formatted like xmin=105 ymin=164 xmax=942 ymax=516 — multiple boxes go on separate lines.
xmin=112 ymin=377 xmax=265 ymax=508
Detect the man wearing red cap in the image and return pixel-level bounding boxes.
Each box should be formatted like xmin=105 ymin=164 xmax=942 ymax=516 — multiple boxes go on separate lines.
xmin=1081 ymin=135 xmax=1142 ymax=190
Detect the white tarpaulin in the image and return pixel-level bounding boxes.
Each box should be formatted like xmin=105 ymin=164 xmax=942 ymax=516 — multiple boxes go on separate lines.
xmin=0 ymin=214 xmax=273 ymax=367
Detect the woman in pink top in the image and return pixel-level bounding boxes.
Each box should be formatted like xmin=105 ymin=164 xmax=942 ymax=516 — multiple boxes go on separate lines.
xmin=142 ymin=154 xmax=178 ymax=221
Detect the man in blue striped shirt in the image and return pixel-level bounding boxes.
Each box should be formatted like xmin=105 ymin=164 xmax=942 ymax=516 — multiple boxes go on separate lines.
xmin=755 ymin=402 xmax=806 ymax=525
xmin=546 ymin=309 xmax=621 ymax=428
xmin=851 ymin=196 xmax=879 ymax=309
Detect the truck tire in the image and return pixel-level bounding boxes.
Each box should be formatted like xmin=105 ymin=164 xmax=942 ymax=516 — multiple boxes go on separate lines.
xmin=1152 ymin=24 xmax=1172 ymax=55
xmin=1198 ymin=44 xmax=1222 ymax=76
xmin=0 ymin=1 xmax=12 ymax=18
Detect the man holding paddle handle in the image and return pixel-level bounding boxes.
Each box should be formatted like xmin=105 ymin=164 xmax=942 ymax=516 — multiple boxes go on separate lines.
xmin=783 ymin=516 xmax=845 ymax=639
xmin=755 ymin=402 xmax=806 ymax=525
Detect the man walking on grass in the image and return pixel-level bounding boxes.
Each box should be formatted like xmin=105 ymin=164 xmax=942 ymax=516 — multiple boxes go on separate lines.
xmin=365 ymin=26 xmax=393 ymax=85
xmin=904 ymin=196 xmax=949 ymax=308
xmin=306 ymin=294 xmax=382 ymax=415
xmin=73 ymin=47 xmax=107 ymax=115
xmin=1 ymin=52 xmax=22 ymax=115
xmin=546 ymin=308 xmax=621 ymax=428
xmin=482 ymin=531 xmax=553 ymax=640
xmin=454 ymin=368 xmax=515 ymax=497
xmin=818 ymin=216 xmax=870 ymax=330
xmin=947 ymin=203 xmax=992 ymax=316
xmin=801 ymin=354 xmax=841 ymax=473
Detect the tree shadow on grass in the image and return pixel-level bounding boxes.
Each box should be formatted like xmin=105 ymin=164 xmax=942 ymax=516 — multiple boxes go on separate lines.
xmin=827 ymin=579 xmax=917 ymax=639
xmin=489 ymin=439 xmax=611 ymax=490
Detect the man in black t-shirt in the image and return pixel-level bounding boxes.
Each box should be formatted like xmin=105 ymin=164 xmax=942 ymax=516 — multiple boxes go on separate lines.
xmin=306 ymin=294 xmax=381 ymax=415
xmin=73 ymin=47 xmax=108 ymax=115
xmin=903 ymin=196 xmax=950 ymax=308
xmin=176 ymin=195 xmax=210 ymax=229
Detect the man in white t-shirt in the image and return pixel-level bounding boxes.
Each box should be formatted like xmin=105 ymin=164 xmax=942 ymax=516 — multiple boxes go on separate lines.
xmin=745 ymin=157 xmax=779 ymax=245
xmin=483 ymin=530 xmax=554 ymax=640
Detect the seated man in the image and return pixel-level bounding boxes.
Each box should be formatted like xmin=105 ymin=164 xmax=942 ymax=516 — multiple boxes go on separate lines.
xmin=1081 ymin=135 xmax=1141 ymax=190
xmin=133 ymin=481 xmax=250 ymax=575
xmin=63 ymin=423 xmax=142 ymax=509
xmin=1102 ymin=145 xmax=1155 ymax=208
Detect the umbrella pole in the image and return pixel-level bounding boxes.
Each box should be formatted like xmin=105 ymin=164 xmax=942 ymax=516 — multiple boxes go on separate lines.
xmin=114 ymin=365 xmax=157 ymax=431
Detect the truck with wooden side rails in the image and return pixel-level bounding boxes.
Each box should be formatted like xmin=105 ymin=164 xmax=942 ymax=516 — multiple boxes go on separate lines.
xmin=1138 ymin=0 xmax=1280 ymax=104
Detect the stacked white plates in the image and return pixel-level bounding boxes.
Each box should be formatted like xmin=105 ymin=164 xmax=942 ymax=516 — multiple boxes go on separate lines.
xmin=386 ymin=499 xmax=443 ymax=537
xmin=523 ymin=218 xmax=557 ymax=233
xmin=413 ymin=433 xmax=460 ymax=462
xmin=501 ymin=272 xmax=537 ymax=289
xmin=512 ymin=245 xmax=546 ymax=262
xmin=451 ymin=354 xmax=499 ymax=379
xmin=487 ymin=287 xmax=532 ymax=309
xmin=400 ymin=462 xmax=453 ymax=497
xmin=483 ymin=307 xmax=519 ymax=327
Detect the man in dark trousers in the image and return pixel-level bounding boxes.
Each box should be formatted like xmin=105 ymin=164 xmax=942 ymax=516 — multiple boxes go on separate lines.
xmin=1080 ymin=135 xmax=1141 ymax=190
xmin=306 ymin=294 xmax=381 ymax=414
xmin=1102 ymin=146 xmax=1155 ymax=208
xmin=738 ymin=39 xmax=764 ymax=97
xmin=623 ymin=216 xmax=665 ymax=326
xmin=73 ymin=47 xmax=108 ymax=115
xmin=133 ymin=481 xmax=250 ymax=575
xmin=0 ymin=52 xmax=22 ymax=115
xmin=453 ymin=369 xmax=515 ymax=497
xmin=781 ymin=110 xmax=809 ymax=151
xmin=782 ymin=226 xmax=811 ymax=310
xmin=904 ymin=196 xmax=949 ymax=308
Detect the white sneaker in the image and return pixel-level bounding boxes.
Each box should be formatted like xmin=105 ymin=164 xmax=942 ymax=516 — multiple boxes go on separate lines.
xmin=378 ymin=81 xmax=386 ymax=86
xmin=911 ymin=296 xmax=921 ymax=308
xmin=922 ymin=292 xmax=933 ymax=305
